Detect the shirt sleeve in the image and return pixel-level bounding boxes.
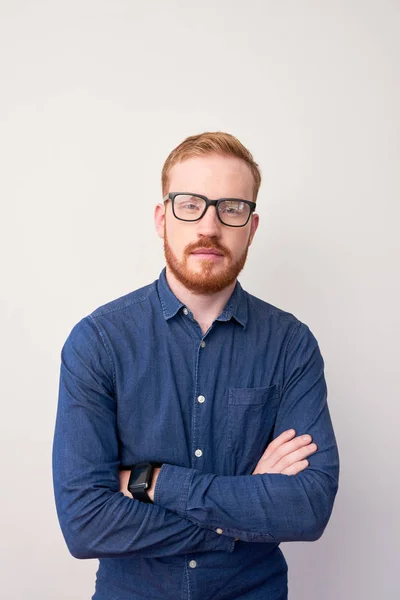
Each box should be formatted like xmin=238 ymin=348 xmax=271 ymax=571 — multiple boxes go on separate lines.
xmin=154 ymin=322 xmax=340 ymax=544
xmin=52 ymin=315 xmax=235 ymax=559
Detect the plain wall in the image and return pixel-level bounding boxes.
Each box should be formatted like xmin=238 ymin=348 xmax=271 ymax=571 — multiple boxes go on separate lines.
xmin=1 ymin=1 xmax=399 ymax=598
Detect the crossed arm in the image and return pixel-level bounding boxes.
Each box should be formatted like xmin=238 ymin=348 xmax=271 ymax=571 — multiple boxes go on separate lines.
xmin=119 ymin=428 xmax=319 ymax=501
xmin=52 ymin=316 xmax=339 ymax=559
xmin=120 ymin=405 xmax=338 ymax=544
xmin=119 ymin=428 xmax=323 ymax=544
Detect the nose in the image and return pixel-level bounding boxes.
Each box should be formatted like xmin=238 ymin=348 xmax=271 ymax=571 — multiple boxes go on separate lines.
xmin=196 ymin=204 xmax=222 ymax=238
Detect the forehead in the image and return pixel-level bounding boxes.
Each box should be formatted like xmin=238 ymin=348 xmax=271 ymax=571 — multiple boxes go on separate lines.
xmin=167 ymin=153 xmax=254 ymax=199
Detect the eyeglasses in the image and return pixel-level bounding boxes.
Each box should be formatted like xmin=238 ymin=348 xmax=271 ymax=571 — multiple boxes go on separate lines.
xmin=163 ymin=193 xmax=256 ymax=227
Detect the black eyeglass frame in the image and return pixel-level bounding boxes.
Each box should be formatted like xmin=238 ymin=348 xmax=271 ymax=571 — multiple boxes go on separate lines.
xmin=163 ymin=192 xmax=257 ymax=228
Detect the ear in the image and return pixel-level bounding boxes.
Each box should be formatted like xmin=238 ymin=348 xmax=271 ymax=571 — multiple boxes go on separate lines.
xmin=248 ymin=212 xmax=259 ymax=246
xmin=154 ymin=203 xmax=166 ymax=239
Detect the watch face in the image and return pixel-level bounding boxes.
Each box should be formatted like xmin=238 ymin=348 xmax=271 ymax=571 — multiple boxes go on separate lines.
xmin=129 ymin=463 xmax=153 ymax=492
xmin=132 ymin=465 xmax=149 ymax=487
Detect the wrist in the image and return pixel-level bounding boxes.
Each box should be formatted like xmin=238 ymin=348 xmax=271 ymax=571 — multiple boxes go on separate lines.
xmin=147 ymin=467 xmax=161 ymax=502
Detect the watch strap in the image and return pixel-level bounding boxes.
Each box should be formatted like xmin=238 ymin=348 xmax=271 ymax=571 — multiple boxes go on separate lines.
xmin=133 ymin=486 xmax=154 ymax=503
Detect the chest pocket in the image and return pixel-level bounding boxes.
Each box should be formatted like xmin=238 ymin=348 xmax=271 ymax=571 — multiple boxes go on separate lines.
xmin=226 ymin=385 xmax=280 ymax=475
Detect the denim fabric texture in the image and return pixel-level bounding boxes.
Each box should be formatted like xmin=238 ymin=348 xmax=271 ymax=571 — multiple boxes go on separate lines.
xmin=52 ymin=267 xmax=339 ymax=600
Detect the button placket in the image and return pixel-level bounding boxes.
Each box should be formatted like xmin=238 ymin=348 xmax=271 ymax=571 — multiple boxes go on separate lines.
xmin=192 ymin=331 xmax=210 ymax=468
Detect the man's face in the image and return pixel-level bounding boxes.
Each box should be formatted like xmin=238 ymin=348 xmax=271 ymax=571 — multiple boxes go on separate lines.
xmin=155 ymin=153 xmax=259 ymax=294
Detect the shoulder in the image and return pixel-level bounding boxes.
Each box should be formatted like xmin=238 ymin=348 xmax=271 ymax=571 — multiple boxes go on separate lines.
xmin=245 ymin=289 xmax=300 ymax=326
xmin=243 ymin=288 xmax=318 ymax=347
xmin=63 ymin=279 xmax=158 ymax=349
xmin=89 ymin=279 xmax=157 ymax=319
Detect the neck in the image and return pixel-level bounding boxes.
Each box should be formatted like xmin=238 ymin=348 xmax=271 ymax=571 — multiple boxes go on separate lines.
xmin=165 ymin=266 xmax=236 ymax=334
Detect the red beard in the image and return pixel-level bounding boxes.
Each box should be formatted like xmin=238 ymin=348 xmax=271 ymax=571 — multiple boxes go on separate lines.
xmin=163 ymin=225 xmax=249 ymax=294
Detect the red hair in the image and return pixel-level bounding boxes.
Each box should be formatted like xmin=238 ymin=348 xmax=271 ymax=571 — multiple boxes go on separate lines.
xmin=161 ymin=131 xmax=261 ymax=201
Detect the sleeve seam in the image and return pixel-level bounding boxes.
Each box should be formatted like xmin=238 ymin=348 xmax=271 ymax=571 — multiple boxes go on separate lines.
xmin=88 ymin=314 xmax=117 ymax=394
xmin=284 ymin=321 xmax=303 ymax=368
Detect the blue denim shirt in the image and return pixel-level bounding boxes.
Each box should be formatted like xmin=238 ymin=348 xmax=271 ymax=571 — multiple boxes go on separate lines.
xmin=52 ymin=267 xmax=339 ymax=600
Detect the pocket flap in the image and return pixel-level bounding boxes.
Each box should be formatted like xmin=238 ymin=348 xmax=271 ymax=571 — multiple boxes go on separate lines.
xmin=228 ymin=384 xmax=279 ymax=405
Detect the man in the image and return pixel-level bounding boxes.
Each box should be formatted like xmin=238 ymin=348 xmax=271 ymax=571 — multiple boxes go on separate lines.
xmin=52 ymin=131 xmax=339 ymax=599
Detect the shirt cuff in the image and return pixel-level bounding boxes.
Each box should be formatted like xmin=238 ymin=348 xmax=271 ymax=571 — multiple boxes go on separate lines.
xmin=154 ymin=464 xmax=236 ymax=552
xmin=154 ymin=463 xmax=193 ymax=518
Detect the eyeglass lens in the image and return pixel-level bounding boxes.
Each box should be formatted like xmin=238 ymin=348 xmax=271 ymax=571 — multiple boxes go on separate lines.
xmin=173 ymin=194 xmax=250 ymax=226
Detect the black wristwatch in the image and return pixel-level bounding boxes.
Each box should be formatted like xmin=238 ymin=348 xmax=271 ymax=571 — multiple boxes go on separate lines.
xmin=127 ymin=462 xmax=161 ymax=503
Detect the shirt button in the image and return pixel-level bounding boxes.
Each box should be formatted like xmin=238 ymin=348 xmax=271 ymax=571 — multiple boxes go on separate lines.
xmin=197 ymin=395 xmax=205 ymax=403
xmin=189 ymin=560 xmax=197 ymax=569
xmin=195 ymin=449 xmax=203 ymax=458
xmin=200 ymin=340 xmax=206 ymax=348
xmin=216 ymin=528 xmax=223 ymax=534
xmin=183 ymin=307 xmax=189 ymax=315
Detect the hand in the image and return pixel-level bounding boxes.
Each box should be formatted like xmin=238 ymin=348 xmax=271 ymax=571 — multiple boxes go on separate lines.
xmin=118 ymin=467 xmax=161 ymax=501
xmin=119 ymin=469 xmax=133 ymax=497
xmin=252 ymin=429 xmax=317 ymax=476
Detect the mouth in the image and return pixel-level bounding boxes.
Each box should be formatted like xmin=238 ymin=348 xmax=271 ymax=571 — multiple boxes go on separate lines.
xmin=191 ymin=249 xmax=224 ymax=259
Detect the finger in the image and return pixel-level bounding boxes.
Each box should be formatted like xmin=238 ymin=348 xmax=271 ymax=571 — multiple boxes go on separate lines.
xmin=273 ymin=443 xmax=318 ymax=472
xmin=281 ymin=459 xmax=309 ymax=476
xmin=267 ymin=434 xmax=314 ymax=467
xmin=260 ymin=429 xmax=297 ymax=460
xmin=252 ymin=442 xmax=317 ymax=475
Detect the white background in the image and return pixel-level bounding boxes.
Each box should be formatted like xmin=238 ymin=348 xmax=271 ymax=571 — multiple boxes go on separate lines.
xmin=1 ymin=1 xmax=399 ymax=598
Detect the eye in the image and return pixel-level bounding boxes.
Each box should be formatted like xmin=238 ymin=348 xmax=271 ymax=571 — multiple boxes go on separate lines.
xmin=174 ymin=195 xmax=205 ymax=215
xmin=219 ymin=201 xmax=245 ymax=215
xmin=183 ymin=202 xmax=201 ymax=211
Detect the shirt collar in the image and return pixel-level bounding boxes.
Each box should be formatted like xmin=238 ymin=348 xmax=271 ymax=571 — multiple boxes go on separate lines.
xmin=157 ymin=267 xmax=248 ymax=328
xmin=157 ymin=267 xmax=185 ymax=320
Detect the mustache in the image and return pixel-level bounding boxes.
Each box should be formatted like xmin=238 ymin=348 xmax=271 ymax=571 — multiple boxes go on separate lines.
xmin=184 ymin=239 xmax=231 ymax=258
